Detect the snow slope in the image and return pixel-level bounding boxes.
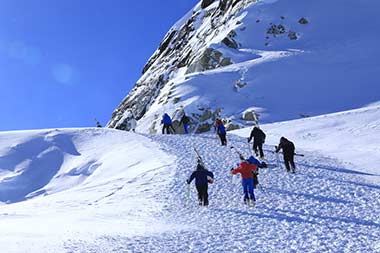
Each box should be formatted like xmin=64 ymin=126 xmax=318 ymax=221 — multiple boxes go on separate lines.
xmin=233 ymin=104 xmax=380 ymax=179
xmin=1 ymin=127 xmax=380 ymax=252
xmin=0 ymin=128 xmax=177 ymax=252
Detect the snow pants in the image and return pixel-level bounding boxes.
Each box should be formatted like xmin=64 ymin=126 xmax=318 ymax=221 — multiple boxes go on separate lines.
xmin=242 ymin=178 xmax=256 ymax=201
xmin=218 ymin=133 xmax=227 ymax=146
xmin=284 ymin=153 xmax=295 ymax=172
xmin=196 ymin=184 xmax=209 ymax=206
xmin=253 ymin=141 xmax=264 ymax=158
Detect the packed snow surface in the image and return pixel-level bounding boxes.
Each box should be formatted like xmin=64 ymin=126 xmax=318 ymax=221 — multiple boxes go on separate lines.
xmin=1 ymin=123 xmax=380 ymax=252
xmin=233 ymin=104 xmax=380 ymax=179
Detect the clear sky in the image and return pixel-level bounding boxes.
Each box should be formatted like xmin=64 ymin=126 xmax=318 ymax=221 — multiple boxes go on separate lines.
xmin=0 ymin=0 xmax=199 ymax=131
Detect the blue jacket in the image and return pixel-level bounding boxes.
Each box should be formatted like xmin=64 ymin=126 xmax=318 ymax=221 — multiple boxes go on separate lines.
xmin=162 ymin=114 xmax=172 ymax=124
xmin=187 ymin=164 xmax=214 ymax=186
xmin=217 ymin=124 xmax=226 ymax=135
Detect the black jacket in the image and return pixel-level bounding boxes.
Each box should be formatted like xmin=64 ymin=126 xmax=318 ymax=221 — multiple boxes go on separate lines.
xmin=276 ymin=137 xmax=295 ymax=156
xmin=248 ymin=127 xmax=266 ymax=143
xmin=187 ymin=164 xmax=214 ymax=186
xmin=180 ymin=115 xmax=190 ymax=125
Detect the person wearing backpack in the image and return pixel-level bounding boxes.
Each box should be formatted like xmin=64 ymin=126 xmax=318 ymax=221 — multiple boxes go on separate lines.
xmin=231 ymin=156 xmax=259 ymax=206
xmin=180 ymin=114 xmax=190 ymax=134
xmin=215 ymin=119 xmax=227 ymax=146
xmin=248 ymin=126 xmax=266 ymax=160
xmin=246 ymin=155 xmax=267 ymax=189
xmin=275 ymin=137 xmax=296 ymax=173
xmin=186 ymin=161 xmax=214 ymax=206
xmin=161 ymin=113 xmax=176 ymax=134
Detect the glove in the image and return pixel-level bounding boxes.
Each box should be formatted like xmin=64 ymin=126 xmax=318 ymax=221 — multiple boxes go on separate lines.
xmin=186 ymin=180 xmax=190 ymax=184
xmin=247 ymin=138 xmax=250 ymax=143
xmin=230 ymin=168 xmax=234 ymax=171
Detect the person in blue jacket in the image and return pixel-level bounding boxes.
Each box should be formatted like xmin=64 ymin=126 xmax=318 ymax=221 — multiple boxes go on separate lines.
xmin=186 ymin=161 xmax=214 ymax=206
xmin=161 ymin=113 xmax=176 ymax=134
xmin=215 ymin=119 xmax=227 ymax=146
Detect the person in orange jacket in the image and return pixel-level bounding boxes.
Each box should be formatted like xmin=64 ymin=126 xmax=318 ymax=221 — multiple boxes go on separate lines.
xmin=231 ymin=156 xmax=259 ymax=205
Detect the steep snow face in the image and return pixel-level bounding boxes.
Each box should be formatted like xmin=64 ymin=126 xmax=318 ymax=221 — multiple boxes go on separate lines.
xmin=108 ymin=0 xmax=380 ymax=134
xmin=233 ymin=104 xmax=380 ymax=178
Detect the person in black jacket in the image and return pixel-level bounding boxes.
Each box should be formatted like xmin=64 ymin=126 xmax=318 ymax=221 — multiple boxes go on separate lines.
xmin=275 ymin=137 xmax=296 ymax=173
xmin=186 ymin=161 xmax=214 ymax=206
xmin=248 ymin=126 xmax=266 ymax=160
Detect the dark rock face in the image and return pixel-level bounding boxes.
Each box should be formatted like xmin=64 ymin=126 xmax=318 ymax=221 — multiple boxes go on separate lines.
xmin=298 ymin=17 xmax=309 ymax=24
xmin=201 ymin=0 xmax=215 ymax=9
xmin=222 ymin=31 xmax=238 ymax=49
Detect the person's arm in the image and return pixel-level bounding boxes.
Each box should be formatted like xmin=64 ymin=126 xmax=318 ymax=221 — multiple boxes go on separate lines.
xmin=187 ymin=171 xmax=196 ymax=184
xmin=248 ymin=130 xmax=254 ymax=142
xmin=231 ymin=165 xmax=242 ymax=175
xmin=275 ymin=143 xmax=282 ymax=153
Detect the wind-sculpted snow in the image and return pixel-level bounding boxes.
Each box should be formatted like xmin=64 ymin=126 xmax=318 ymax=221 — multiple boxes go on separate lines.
xmin=64 ymin=133 xmax=380 ymax=252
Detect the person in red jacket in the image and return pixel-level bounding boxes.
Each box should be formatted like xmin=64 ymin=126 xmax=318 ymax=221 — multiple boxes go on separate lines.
xmin=231 ymin=157 xmax=258 ymax=205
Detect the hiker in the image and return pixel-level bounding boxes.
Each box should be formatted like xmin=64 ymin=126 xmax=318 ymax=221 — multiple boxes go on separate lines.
xmin=248 ymin=126 xmax=266 ymax=160
xmin=231 ymin=156 xmax=259 ymax=206
xmin=186 ymin=160 xmax=214 ymax=206
xmin=128 ymin=114 xmax=137 ymax=132
xmin=94 ymin=118 xmax=102 ymax=128
xmin=161 ymin=113 xmax=176 ymax=134
xmin=246 ymin=155 xmax=267 ymax=189
xmin=275 ymin=137 xmax=296 ymax=173
xmin=215 ymin=119 xmax=227 ymax=146
xmin=180 ymin=114 xmax=190 ymax=134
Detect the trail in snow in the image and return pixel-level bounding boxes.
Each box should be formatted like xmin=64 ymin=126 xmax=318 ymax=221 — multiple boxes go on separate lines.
xmin=66 ymin=133 xmax=380 ymax=252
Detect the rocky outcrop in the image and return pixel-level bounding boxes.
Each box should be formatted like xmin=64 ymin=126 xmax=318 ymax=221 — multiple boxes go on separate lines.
xmin=201 ymin=0 xmax=215 ymax=9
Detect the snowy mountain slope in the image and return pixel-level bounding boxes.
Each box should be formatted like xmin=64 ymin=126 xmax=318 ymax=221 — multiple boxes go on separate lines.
xmin=108 ymin=0 xmax=380 ymax=133
xmin=233 ymin=104 xmax=380 ymax=179
xmin=0 ymin=128 xmax=178 ymax=252
xmin=62 ymin=133 xmax=380 ymax=252
xmin=1 ymin=127 xmax=380 ymax=252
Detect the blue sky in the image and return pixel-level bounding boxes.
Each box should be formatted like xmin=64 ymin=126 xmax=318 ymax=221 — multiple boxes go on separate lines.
xmin=0 ymin=0 xmax=198 ymax=131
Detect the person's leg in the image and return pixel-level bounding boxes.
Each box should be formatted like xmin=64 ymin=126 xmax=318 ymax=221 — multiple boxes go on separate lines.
xmin=242 ymin=179 xmax=249 ymax=202
xmin=221 ymin=134 xmax=227 ymax=146
xmin=253 ymin=141 xmax=259 ymax=156
xmin=196 ymin=185 xmax=203 ymax=205
xmin=162 ymin=125 xmax=165 ymax=134
xmin=218 ymin=134 xmax=224 ymax=145
xmin=183 ymin=123 xmax=188 ymax=134
xmin=203 ymin=184 xmax=209 ymax=206
xmin=284 ymin=155 xmax=291 ymax=171
xmin=258 ymin=143 xmax=264 ymax=158
xmin=247 ymin=178 xmax=256 ymax=201
xmin=290 ymin=154 xmax=296 ymax=172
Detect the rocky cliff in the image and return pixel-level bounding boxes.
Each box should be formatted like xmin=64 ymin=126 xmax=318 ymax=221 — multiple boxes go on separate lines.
xmin=107 ymin=0 xmax=380 ymax=133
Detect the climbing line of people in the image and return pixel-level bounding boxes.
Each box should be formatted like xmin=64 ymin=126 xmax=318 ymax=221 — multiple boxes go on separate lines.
xmin=186 ymin=124 xmax=297 ymax=207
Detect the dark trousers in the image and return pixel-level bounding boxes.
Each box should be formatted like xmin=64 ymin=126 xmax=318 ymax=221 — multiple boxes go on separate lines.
xmin=253 ymin=141 xmax=264 ymax=158
xmin=218 ymin=133 xmax=227 ymax=146
xmin=196 ymin=184 xmax=209 ymax=206
xmin=162 ymin=124 xmax=176 ymax=134
xmin=284 ymin=154 xmax=295 ymax=171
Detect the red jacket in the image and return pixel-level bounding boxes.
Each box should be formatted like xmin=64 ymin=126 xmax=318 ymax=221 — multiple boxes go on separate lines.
xmin=231 ymin=161 xmax=258 ymax=179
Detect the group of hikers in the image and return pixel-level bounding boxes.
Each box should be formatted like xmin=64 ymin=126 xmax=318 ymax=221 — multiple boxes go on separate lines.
xmin=186 ymin=123 xmax=297 ymax=207
xmin=98 ymin=110 xmax=297 ymax=207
